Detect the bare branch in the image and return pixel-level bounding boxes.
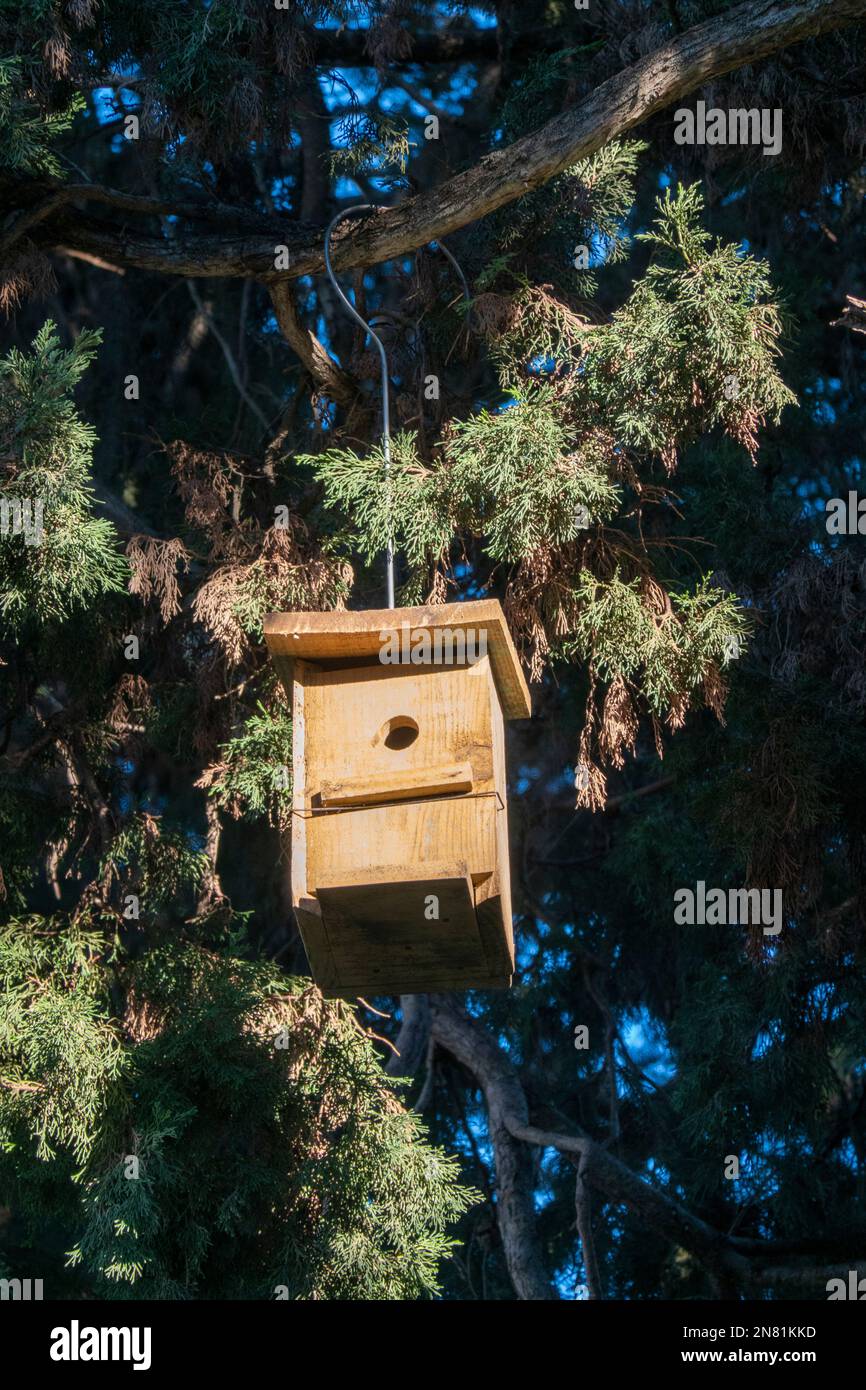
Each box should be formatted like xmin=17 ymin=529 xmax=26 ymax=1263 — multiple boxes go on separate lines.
xmin=832 ymin=294 xmax=866 ymax=334
xmin=430 ymin=996 xmax=556 ymax=1300
xmin=575 ymin=1154 xmax=604 ymax=1300
xmin=429 ymin=997 xmax=866 ymax=1295
xmin=185 ymin=281 xmax=271 ymax=432
xmin=23 ymin=0 xmax=866 ymax=284
xmin=268 ymin=281 xmax=360 ymax=409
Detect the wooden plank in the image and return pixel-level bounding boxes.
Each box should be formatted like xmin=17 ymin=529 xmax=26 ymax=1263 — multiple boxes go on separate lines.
xmin=320 ymin=760 xmax=473 ymax=807
xmin=302 ymin=660 xmax=494 ymax=807
xmin=317 ymin=867 xmax=490 ymax=993
xmin=323 ymin=973 xmax=512 ymax=1000
xmin=476 ymin=658 xmax=515 ymax=975
xmin=264 ymin=599 xmax=531 ymax=720
xmin=307 ymin=797 xmax=499 ymax=896
xmin=289 ymin=662 xmax=339 ymax=992
xmin=313 ymin=859 xmax=514 ymax=992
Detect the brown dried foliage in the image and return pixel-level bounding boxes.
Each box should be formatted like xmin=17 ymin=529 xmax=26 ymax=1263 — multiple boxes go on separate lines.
xmin=127 ymin=535 xmax=190 ymax=623
xmin=0 ymin=247 xmax=56 ymax=315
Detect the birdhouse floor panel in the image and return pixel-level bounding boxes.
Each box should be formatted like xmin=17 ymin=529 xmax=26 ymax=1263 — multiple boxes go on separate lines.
xmin=321 ymin=976 xmax=512 ymax=1000
xmin=316 ymin=871 xmax=496 ymax=993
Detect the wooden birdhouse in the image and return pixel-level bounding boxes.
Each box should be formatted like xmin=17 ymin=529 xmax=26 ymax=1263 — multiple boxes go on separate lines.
xmin=264 ymin=600 xmax=531 ymax=997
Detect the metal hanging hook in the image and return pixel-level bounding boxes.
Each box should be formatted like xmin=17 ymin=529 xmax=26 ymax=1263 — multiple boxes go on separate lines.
xmin=325 ymin=204 xmax=395 ymax=608
xmin=431 ymin=237 xmax=470 ymax=306
xmin=324 ymin=204 xmax=471 ymax=611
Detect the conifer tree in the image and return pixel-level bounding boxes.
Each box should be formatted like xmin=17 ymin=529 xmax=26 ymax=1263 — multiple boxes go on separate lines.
xmin=2 ymin=0 xmax=866 ymax=1303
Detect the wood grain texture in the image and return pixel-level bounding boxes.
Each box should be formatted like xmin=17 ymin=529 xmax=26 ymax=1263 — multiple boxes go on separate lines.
xmin=289 ymin=661 xmax=339 ymax=994
xmin=285 ymin=652 xmax=516 ymax=994
xmin=301 ymin=658 xmax=496 ymax=798
xmin=317 ymin=866 xmax=501 ymax=995
xmin=320 ymin=760 xmax=474 ymax=807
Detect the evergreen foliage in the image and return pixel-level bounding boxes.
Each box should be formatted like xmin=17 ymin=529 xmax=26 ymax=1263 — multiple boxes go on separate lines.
xmin=0 ymin=56 xmax=83 ymax=176
xmin=0 ymin=324 xmax=127 ymax=629
xmin=0 ymin=914 xmax=475 ymax=1298
xmin=200 ymin=705 xmax=294 ymax=825
xmin=1 ymin=0 xmax=865 ymax=1304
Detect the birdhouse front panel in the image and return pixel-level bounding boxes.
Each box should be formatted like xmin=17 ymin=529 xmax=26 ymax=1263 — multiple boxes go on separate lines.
xmin=264 ymin=602 xmax=531 ymax=997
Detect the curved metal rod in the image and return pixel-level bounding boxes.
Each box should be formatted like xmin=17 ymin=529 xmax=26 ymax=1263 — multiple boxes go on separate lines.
xmin=325 ymin=204 xmax=395 ymax=608
xmin=432 ymin=237 xmax=470 ymax=306
xmin=324 ymin=208 xmax=472 ymax=611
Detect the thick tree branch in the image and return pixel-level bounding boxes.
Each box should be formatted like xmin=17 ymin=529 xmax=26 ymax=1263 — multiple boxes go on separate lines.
xmin=575 ymin=1155 xmax=604 ymax=1299
xmin=430 ymin=997 xmax=866 ymax=1296
xmin=0 ymin=178 xmax=278 ymax=262
xmin=22 ymin=0 xmax=866 ymax=283
xmin=268 ymin=282 xmax=360 ymax=408
xmin=386 ymin=994 xmax=432 ymax=1078
xmin=430 ymin=996 xmax=555 ymax=1300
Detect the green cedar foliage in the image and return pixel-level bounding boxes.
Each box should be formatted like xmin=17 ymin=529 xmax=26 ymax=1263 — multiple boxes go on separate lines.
xmin=0 ymin=324 xmax=127 ymax=630
xmin=0 ymin=56 xmax=84 ymax=177
xmin=302 ymin=182 xmax=790 ymax=799
xmin=0 ymin=913 xmax=476 ymax=1299
xmin=199 ymin=704 xmax=294 ymax=825
xmin=0 ymin=265 xmax=475 ymax=1302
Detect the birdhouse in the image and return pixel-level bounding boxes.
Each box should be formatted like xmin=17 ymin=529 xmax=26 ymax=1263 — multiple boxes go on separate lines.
xmin=264 ymin=600 xmax=531 ymax=997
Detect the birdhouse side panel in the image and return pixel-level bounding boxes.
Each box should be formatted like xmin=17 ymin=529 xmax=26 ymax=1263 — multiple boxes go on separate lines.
xmin=475 ymin=658 xmax=514 ymax=976
xmin=290 ymin=661 xmax=339 ymax=991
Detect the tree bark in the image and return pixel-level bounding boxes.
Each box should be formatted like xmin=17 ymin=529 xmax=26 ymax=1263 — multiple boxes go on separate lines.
xmin=431 ymin=996 xmax=556 ymax=1300
xmin=268 ymin=282 xmax=359 ymax=408
xmin=23 ymin=0 xmax=866 ymax=283
xmin=430 ymin=994 xmax=866 ymax=1297
xmin=386 ymin=994 xmax=432 ymax=1078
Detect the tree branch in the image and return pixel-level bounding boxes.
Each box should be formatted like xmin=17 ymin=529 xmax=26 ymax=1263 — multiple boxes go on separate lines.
xmin=386 ymin=994 xmax=432 ymax=1078
xmin=24 ymin=0 xmax=866 ymax=284
xmin=185 ymin=280 xmax=271 ymax=432
xmin=268 ymin=281 xmax=360 ymax=408
xmin=0 ymin=177 xmax=278 ymax=261
xmin=575 ymin=1155 xmax=604 ymax=1299
xmin=429 ymin=996 xmax=866 ymax=1296
xmin=430 ymin=996 xmax=555 ymax=1300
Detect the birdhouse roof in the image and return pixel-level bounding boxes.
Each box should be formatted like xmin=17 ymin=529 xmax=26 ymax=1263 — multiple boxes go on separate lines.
xmin=264 ymin=600 xmax=531 ymax=720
